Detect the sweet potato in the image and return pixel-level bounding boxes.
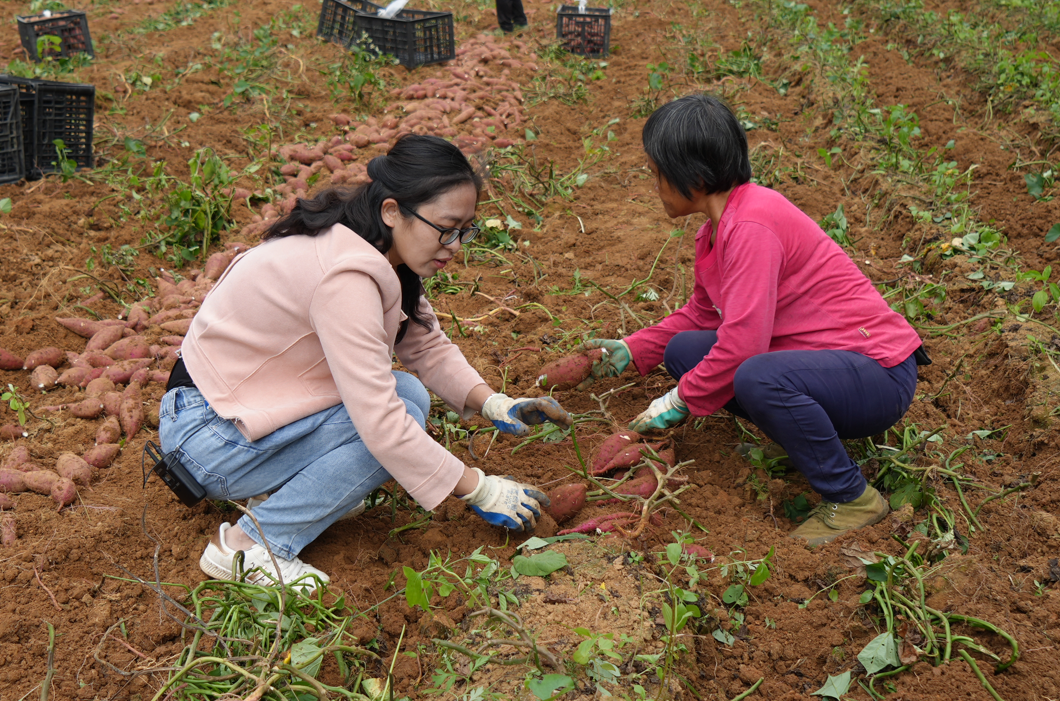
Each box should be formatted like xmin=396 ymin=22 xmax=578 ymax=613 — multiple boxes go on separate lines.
xmin=129 ymin=367 xmax=151 ymax=385
xmin=31 ymin=364 xmax=58 ymax=390
xmin=683 ymin=544 xmax=713 ymax=560
xmin=85 ymin=377 xmax=115 ymax=397
xmin=596 ymin=440 xmax=666 ymax=476
xmin=96 ymin=416 xmax=121 ymax=444
xmin=0 ymin=494 xmax=13 ymax=511
xmin=55 ymin=317 xmax=107 ymax=338
xmin=104 ymin=336 xmax=151 ymax=361
xmin=544 ymin=483 xmax=587 ymax=524
xmin=86 ymin=325 xmax=126 ymax=353
xmin=0 ymin=347 xmax=23 ymax=371
xmin=0 ymin=446 xmax=30 ymax=471
xmin=51 ymin=477 xmax=77 ymax=507
xmin=83 ymin=443 xmax=120 ymax=468
xmin=160 ymin=318 xmax=193 ymax=335
xmin=125 ymin=303 xmax=151 ymax=331
xmin=591 ymin=431 xmax=642 ymax=475
xmin=57 ymin=366 xmax=92 ymax=387
xmin=160 ymin=335 xmax=184 ymax=346
xmin=204 ymin=250 xmax=237 ymax=280
xmin=56 ymin=453 xmax=93 ymax=486
xmin=146 ymin=404 xmax=161 ymax=428
xmin=101 ymin=358 xmax=152 ymax=384
xmin=101 ymin=391 xmax=123 ymax=417
xmin=1 ymin=514 xmax=14 ymax=545
xmin=81 ymin=352 xmax=115 ymax=368
xmin=68 ymin=398 xmax=105 ymax=419
xmin=121 ymin=382 xmax=144 ymax=438
xmin=537 ymin=349 xmax=604 ymax=391
xmin=0 ymin=425 xmax=26 ymax=441
xmin=150 ymin=371 xmax=171 ymax=386
xmin=611 ymin=470 xmax=658 ymax=499
xmin=23 ymin=347 xmax=63 ymax=370
xmin=0 ymin=468 xmax=26 ymax=493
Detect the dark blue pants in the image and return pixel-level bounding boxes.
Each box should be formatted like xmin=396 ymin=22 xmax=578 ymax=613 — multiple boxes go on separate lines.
xmin=664 ymin=331 xmax=918 ymax=502
xmin=495 ymin=0 xmax=526 ymax=31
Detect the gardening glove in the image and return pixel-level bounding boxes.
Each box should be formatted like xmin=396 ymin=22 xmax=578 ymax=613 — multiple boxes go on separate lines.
xmin=460 ymin=467 xmax=550 ymax=531
xmin=628 ymin=387 xmax=690 ymax=432
xmin=579 ymin=339 xmax=633 ymax=388
xmin=481 ymin=393 xmax=572 ymax=437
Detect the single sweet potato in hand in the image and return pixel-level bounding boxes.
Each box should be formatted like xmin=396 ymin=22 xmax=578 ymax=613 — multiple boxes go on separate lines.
xmin=544 ymin=483 xmax=588 ymax=524
xmin=536 ymin=349 xmax=604 ymax=391
xmin=83 ymin=443 xmax=120 ymax=468
xmin=23 ymin=347 xmax=63 ymax=370
xmin=56 ymin=453 xmax=93 ymax=486
xmin=0 ymin=347 xmax=23 ymax=371
xmin=591 ymin=431 xmax=642 ymax=475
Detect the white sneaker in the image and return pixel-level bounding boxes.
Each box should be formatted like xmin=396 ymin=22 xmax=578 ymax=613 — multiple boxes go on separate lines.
xmin=199 ymin=523 xmax=330 ymax=593
xmin=246 ymin=494 xmax=367 ymax=521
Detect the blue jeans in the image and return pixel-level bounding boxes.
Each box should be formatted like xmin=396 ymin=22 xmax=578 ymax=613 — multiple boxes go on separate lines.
xmin=664 ymin=331 xmax=918 ymax=503
xmin=159 ymin=370 xmax=430 ymax=559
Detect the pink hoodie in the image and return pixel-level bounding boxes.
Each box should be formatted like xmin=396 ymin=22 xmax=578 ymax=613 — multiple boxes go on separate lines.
xmin=625 ymin=183 xmax=923 ymax=417
xmin=181 ymin=224 xmax=486 ymax=510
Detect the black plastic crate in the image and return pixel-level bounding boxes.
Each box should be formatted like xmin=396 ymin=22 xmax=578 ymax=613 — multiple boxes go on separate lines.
xmin=317 ymin=0 xmax=383 ymax=48
xmin=351 ymin=8 xmax=455 ymax=68
xmin=0 ymin=85 xmax=25 ymax=184
xmin=556 ymin=5 xmax=611 ymax=58
xmin=0 ymin=76 xmax=94 ymax=180
xmin=17 ymin=10 xmax=94 ymax=62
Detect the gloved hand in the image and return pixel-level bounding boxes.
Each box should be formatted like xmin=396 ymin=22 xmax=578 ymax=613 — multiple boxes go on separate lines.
xmin=481 ymin=393 xmax=572 ymax=437
xmin=460 ymin=467 xmax=550 ymax=531
xmin=628 ymin=387 xmax=690 ymax=432
xmin=579 ymin=339 xmax=632 ymax=387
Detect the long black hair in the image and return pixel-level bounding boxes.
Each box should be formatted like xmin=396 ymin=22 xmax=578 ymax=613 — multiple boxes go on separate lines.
xmin=263 ymin=134 xmax=482 ymax=342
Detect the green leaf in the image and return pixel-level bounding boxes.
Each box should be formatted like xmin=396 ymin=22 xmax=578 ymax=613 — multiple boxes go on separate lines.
xmin=505 ymin=215 xmax=523 ymax=230
xmin=526 ymin=674 xmax=574 ymax=700
xmin=859 ymin=590 xmax=874 ymax=605
xmin=666 ymin=542 xmax=682 ymax=566
xmin=1033 ymin=289 xmax=1049 ymax=312
xmin=712 ymin=628 xmax=735 ymax=645
xmin=890 ymin=482 xmax=923 ymax=509
xmin=865 ymin=561 xmax=889 ymax=582
xmin=0 ymin=198 xmax=11 ymax=214
xmin=858 ymin=632 xmax=900 ymax=675
xmin=521 ymin=537 xmax=551 ymax=551
xmin=512 ymin=551 xmax=567 ymax=577
xmin=189 ymin=112 xmax=201 ymax=123
xmin=1026 ymin=172 xmax=1045 ymax=199
xmin=1046 ymin=223 xmax=1060 ymax=243
xmin=722 ymin=584 xmax=747 ymax=605
xmin=573 ymin=638 xmax=594 ymax=665
xmin=828 ymin=588 xmax=839 ymax=602
xmin=749 ymin=561 xmax=771 ymax=586
xmin=524 ymin=128 xmax=537 ymax=141
xmin=403 ymin=566 xmax=429 ymax=609
xmin=289 ymin=638 xmax=323 ymax=678
xmin=811 ymin=671 xmax=852 ymax=699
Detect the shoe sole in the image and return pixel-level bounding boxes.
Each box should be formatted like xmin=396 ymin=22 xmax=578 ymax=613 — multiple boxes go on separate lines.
xmin=199 ymin=549 xmax=236 ymax=581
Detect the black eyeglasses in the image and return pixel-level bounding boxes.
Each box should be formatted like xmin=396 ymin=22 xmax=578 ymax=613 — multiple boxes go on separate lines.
xmin=400 ymin=204 xmax=480 ymax=246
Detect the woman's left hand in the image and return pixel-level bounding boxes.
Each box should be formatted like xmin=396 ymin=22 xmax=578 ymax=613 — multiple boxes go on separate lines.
xmin=482 ymin=394 xmax=573 ymax=436
xmin=629 ymin=388 xmax=690 ymax=432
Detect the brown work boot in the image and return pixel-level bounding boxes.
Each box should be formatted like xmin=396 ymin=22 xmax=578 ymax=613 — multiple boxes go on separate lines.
xmin=790 ymin=485 xmax=889 ymax=546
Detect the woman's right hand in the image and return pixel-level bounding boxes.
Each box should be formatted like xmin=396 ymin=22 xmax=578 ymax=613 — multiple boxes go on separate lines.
xmin=580 ymin=339 xmax=632 ymax=385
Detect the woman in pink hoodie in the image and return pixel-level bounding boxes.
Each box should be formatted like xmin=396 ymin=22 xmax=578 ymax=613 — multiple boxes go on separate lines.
xmin=159 ymin=135 xmax=571 ymax=591
xmin=582 ymin=94 xmax=928 ymax=546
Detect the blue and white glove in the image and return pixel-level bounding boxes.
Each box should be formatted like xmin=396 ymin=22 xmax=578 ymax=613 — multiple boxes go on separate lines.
xmin=460 ymin=467 xmax=549 ymax=531
xmin=580 ymin=338 xmax=632 ymax=387
xmin=481 ymin=393 xmax=572 ymax=437
xmin=628 ymin=387 xmax=690 ymax=432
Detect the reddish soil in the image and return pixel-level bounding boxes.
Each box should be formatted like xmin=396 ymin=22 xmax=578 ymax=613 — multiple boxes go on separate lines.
xmin=1 ymin=0 xmax=1059 ymax=698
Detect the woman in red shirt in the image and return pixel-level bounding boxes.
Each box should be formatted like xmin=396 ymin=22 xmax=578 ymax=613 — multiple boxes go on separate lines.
xmin=584 ymin=94 xmax=927 ymax=546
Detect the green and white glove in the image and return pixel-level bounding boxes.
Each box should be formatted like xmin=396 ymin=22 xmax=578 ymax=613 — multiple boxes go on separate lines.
xmin=628 ymin=387 xmax=690 ymax=432
xmin=460 ymin=467 xmax=549 ymax=531
xmin=579 ymin=338 xmax=632 ymax=387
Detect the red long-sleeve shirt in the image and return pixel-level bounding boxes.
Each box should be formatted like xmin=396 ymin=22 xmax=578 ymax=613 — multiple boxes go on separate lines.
xmin=625 ymin=183 xmax=923 ymax=417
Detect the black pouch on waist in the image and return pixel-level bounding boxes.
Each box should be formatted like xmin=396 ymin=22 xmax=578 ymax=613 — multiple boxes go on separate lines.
xmin=166 ymin=356 xmax=196 ymax=392
xmin=913 ymin=345 xmax=932 ymax=366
